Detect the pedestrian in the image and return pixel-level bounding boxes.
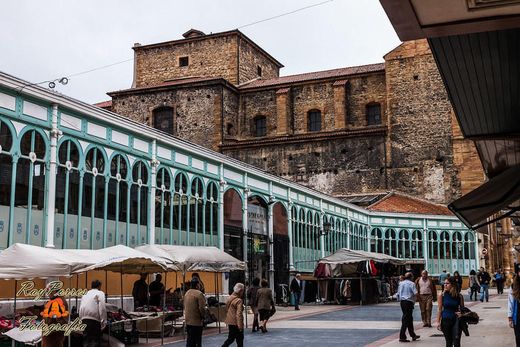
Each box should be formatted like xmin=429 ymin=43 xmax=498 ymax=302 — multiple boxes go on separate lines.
xmin=255 ymin=279 xmax=275 ymax=333
xmin=79 ymin=280 xmax=107 ymax=347
xmin=437 ymin=276 xmax=464 ymax=347
xmin=192 ymin=273 xmax=206 ymax=294
xmin=415 ymin=270 xmax=436 ymax=327
xmin=397 ymin=272 xmax=420 ymax=342
xmin=41 ymin=283 xmax=69 ymax=347
xmin=478 ymin=267 xmax=491 ymax=302
xmin=453 ymin=271 xmax=463 ymax=294
xmin=494 ymin=268 xmax=505 ymax=295
xmin=507 ymin=269 xmax=520 ymax=346
xmin=132 ymin=273 xmax=149 ymax=309
xmin=290 ymin=273 xmax=302 ymax=311
xmin=439 ymin=270 xmax=448 ymax=291
xmin=149 ymin=273 xmax=166 ymax=307
xmin=247 ymin=277 xmax=260 ymax=332
xmin=469 ymin=269 xmax=480 ymax=301
xmin=222 ymin=283 xmax=245 ymax=347
xmin=184 ymin=278 xmax=207 ymax=347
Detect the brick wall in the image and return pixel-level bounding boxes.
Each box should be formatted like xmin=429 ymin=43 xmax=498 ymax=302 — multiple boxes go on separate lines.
xmin=238 ymin=37 xmax=279 ymax=84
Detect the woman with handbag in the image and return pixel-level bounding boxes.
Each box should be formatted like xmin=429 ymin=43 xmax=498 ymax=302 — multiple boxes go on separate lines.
xmin=255 ymin=279 xmax=275 ymax=333
xmin=469 ymin=269 xmax=480 ymax=301
xmin=437 ymin=276 xmax=464 ymax=347
xmin=507 ymin=269 xmax=520 ymax=346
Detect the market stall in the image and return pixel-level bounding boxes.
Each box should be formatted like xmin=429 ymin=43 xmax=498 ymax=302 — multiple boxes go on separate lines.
xmin=314 ymin=249 xmax=407 ymax=305
xmin=136 ymin=245 xmax=245 ymax=331
xmin=0 ymin=243 xmax=170 ymax=346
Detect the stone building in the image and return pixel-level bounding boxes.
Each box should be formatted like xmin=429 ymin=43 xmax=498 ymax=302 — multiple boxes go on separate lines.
xmin=100 ymin=29 xmax=484 ymax=207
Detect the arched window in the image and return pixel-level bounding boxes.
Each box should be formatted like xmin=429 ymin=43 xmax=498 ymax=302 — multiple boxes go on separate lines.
xmin=106 ymin=154 xmax=129 ymax=247
xmin=81 ymin=147 xmax=106 ymax=249
xmin=205 ymin=181 xmax=219 ymax=246
xmin=307 ymin=110 xmax=321 ymax=132
xmin=254 ymin=116 xmax=267 ymax=137
xmin=189 ymin=177 xmax=204 ymax=246
xmin=156 ymin=167 xmax=172 ymax=245
xmin=55 ymin=140 xmax=81 ymax=248
xmin=371 ymin=228 xmax=382 ymax=253
xmin=130 ymin=161 xmax=148 ymax=246
xmin=366 ymin=102 xmax=381 ymax=125
xmin=0 ymin=120 xmax=14 ymax=249
xmin=173 ymin=173 xmax=188 ymax=245
xmin=411 ymin=230 xmax=423 ymax=259
xmin=153 ymin=107 xmax=174 ymax=135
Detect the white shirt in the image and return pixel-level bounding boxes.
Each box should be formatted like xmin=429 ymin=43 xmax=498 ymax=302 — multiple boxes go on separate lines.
xmin=79 ymin=289 xmax=107 ymax=325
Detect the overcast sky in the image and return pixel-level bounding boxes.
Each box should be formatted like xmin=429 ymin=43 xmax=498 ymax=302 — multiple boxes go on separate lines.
xmin=0 ymin=0 xmax=401 ymax=104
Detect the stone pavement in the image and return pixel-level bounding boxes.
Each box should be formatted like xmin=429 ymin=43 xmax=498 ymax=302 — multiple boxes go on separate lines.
xmin=161 ymin=288 xmax=514 ymax=346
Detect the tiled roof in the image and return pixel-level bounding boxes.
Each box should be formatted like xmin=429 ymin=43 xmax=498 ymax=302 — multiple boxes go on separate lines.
xmin=108 ymin=77 xmax=230 ymax=95
xmin=367 ymin=192 xmax=453 ymax=216
xmin=94 ymin=100 xmax=112 ymax=108
xmin=240 ymin=63 xmax=385 ymax=90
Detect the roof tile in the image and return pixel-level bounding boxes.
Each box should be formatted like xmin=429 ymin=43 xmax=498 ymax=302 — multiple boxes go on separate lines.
xmin=367 ymin=192 xmax=452 ymax=216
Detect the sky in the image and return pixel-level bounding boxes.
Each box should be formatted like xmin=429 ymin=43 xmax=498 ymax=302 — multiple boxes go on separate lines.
xmin=0 ymin=0 xmax=401 ymax=104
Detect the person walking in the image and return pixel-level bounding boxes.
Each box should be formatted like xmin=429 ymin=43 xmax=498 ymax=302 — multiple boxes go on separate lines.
xmin=437 ymin=276 xmax=464 ymax=347
xmin=478 ymin=267 xmax=491 ymax=302
xmin=222 ymin=283 xmax=245 ymax=347
xmin=79 ymin=280 xmax=107 ymax=347
xmin=494 ymin=268 xmax=505 ymax=295
xmin=468 ymin=270 xmax=480 ymax=301
xmin=184 ymin=278 xmax=207 ymax=347
xmin=290 ymin=273 xmax=303 ymax=311
xmin=247 ymin=277 xmax=260 ymax=332
xmin=508 ymin=269 xmax=520 ymax=346
xmin=452 ymin=271 xmax=463 ymax=294
xmin=397 ymin=272 xmax=420 ymax=342
xmin=255 ymin=279 xmax=275 ymax=333
xmin=415 ymin=270 xmax=436 ymax=327
xmin=132 ymin=273 xmax=149 ymax=309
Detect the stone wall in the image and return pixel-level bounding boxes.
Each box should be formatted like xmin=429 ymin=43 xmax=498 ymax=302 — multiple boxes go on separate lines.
xmin=111 ymin=85 xmax=232 ymax=151
xmin=238 ymin=37 xmax=280 ymax=84
xmin=384 ymin=40 xmax=459 ymax=204
xmin=134 ymin=35 xmax=238 ymax=87
xmin=222 ymin=134 xmax=387 ymax=196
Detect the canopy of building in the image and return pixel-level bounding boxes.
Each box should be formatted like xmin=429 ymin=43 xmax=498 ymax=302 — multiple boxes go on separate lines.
xmin=136 ymin=244 xmax=245 ymax=273
xmin=0 ymin=243 xmax=169 ymax=280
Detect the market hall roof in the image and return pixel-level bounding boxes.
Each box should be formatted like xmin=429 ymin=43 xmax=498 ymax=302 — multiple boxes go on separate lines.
xmin=239 ymin=63 xmax=385 ymax=90
xmin=380 ymin=0 xmax=520 ymax=229
xmin=367 ymin=192 xmax=452 ymax=216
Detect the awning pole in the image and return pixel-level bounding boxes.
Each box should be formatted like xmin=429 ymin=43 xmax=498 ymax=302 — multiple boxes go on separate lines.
xmin=120 ymin=264 xmax=123 ymax=309
xmin=12 ymin=280 xmax=17 ymax=347
xmin=216 ymin=272 xmax=221 ymax=333
xmin=161 ymin=271 xmax=166 ymax=346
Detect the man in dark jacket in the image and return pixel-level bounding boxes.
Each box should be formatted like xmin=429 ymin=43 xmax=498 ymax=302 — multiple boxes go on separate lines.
xmin=478 ymin=267 xmax=491 ymax=302
xmin=290 ymin=273 xmax=302 ymax=310
xmin=132 ymin=273 xmax=148 ymax=309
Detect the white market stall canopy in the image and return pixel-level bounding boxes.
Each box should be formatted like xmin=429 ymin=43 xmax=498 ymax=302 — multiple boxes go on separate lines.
xmin=136 ymin=245 xmax=245 ymax=273
xmin=0 ymin=243 xmax=170 ymax=280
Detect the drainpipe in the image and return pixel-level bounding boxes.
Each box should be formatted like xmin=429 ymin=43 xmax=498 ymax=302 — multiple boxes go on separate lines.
xmin=45 ymin=104 xmax=60 ymax=248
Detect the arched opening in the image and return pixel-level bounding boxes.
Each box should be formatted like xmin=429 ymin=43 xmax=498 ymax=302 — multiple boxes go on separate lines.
xmin=0 ymin=120 xmax=14 ymax=249
xmin=173 ymin=172 xmax=189 ymax=245
xmin=106 ymin=154 xmax=129 ymax=248
xmin=189 ymin=177 xmax=204 ymax=246
xmin=205 ymin=181 xmax=219 ymax=246
xmin=130 ymin=161 xmax=148 ymax=246
xmin=247 ymin=195 xmax=269 ymax=284
xmin=273 ymin=201 xmax=289 ymax=303
xmin=155 ymin=167 xmax=172 ymax=245
xmin=224 ymin=188 xmax=244 ymax=293
xmin=55 ymin=140 xmax=81 ymax=248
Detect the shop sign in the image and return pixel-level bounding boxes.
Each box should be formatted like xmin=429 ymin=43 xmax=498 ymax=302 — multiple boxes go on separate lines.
xmin=248 ymin=204 xmax=267 ymax=235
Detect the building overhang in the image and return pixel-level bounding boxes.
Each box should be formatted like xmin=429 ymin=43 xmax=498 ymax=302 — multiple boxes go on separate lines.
xmin=380 ymin=0 xmax=520 ymax=229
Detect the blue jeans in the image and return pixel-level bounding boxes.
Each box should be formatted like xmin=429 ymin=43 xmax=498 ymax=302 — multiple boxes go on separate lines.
xmin=480 ymin=284 xmax=489 ymax=301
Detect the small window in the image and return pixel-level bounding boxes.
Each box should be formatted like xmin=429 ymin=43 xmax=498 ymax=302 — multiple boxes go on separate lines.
xmin=307 ymin=110 xmax=321 ymax=132
xmin=153 ymin=107 xmax=174 ymax=134
xmin=179 ymin=56 xmax=189 ymax=67
xmin=367 ymin=103 xmax=382 ymax=125
xmin=254 ymin=116 xmax=267 ymax=137
xmin=257 ymin=66 xmax=262 ymax=77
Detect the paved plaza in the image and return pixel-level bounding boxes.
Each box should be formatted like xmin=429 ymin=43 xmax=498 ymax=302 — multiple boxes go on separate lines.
xmin=162 ymin=289 xmax=514 ymax=347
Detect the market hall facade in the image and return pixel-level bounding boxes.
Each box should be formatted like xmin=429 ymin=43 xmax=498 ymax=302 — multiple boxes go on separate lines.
xmin=0 ymin=71 xmax=477 ymax=292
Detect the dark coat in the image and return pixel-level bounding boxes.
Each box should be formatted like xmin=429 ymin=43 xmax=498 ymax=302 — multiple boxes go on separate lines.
xmin=290 ymin=278 xmax=302 ymax=293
